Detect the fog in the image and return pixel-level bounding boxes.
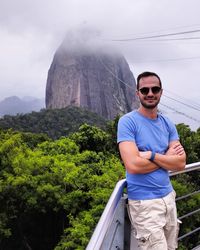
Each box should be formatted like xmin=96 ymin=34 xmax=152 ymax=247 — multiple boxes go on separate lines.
xmin=0 ymin=0 xmax=200 ymax=128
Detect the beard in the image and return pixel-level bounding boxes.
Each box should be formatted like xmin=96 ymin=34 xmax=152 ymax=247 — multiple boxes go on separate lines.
xmin=139 ymin=96 xmax=161 ymax=109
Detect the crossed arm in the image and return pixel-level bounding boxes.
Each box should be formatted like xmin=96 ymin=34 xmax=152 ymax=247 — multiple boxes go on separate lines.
xmin=118 ymin=140 xmax=186 ymax=174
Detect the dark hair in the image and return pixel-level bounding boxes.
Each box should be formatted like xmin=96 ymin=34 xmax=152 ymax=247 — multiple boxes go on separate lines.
xmin=137 ymin=71 xmax=162 ymax=90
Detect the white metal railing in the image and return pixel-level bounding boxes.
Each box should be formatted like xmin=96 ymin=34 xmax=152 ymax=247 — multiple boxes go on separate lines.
xmin=86 ymin=162 xmax=200 ymax=250
xmin=169 ymin=161 xmax=200 ymax=176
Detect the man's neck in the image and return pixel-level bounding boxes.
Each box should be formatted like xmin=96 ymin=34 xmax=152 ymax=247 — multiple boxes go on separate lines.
xmin=138 ymin=106 xmax=158 ymax=119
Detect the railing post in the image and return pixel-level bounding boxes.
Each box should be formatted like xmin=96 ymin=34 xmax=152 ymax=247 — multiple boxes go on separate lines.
xmin=100 ymin=196 xmax=126 ymax=250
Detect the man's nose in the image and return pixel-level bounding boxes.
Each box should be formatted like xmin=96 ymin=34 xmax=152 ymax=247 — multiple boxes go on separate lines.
xmin=147 ymin=89 xmax=154 ymax=95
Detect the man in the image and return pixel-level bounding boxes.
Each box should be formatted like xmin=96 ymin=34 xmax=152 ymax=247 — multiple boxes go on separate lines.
xmin=117 ymin=71 xmax=186 ymax=249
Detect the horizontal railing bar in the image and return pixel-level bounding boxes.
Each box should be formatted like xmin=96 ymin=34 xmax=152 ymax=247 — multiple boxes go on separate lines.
xmin=169 ymin=162 xmax=200 ymax=177
xmin=192 ymin=244 xmax=200 ymax=250
xmin=179 ymin=208 xmax=200 ymax=220
xmin=178 ymin=227 xmax=200 ymax=241
xmin=176 ymin=190 xmax=200 ymax=201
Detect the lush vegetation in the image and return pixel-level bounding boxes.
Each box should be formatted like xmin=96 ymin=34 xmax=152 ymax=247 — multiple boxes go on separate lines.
xmin=173 ymin=124 xmax=200 ymax=249
xmin=0 ymin=123 xmax=124 ymax=250
xmin=0 ymin=106 xmax=107 ymax=139
xmin=0 ymin=111 xmax=199 ymax=249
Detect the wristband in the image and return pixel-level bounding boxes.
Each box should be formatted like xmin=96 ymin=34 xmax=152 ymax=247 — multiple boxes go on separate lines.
xmin=150 ymin=151 xmax=156 ymax=161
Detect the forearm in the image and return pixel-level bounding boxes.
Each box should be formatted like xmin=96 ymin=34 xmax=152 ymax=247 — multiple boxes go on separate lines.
xmin=154 ymin=153 xmax=186 ymax=171
xmin=153 ymin=141 xmax=186 ymax=171
xmin=118 ymin=141 xmax=159 ymax=174
xmin=125 ymin=156 xmax=159 ymax=174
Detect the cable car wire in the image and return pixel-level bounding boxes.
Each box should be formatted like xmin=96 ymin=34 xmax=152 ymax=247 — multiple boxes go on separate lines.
xmin=98 ymin=57 xmax=200 ymax=124
xmin=108 ymin=29 xmax=200 ymax=42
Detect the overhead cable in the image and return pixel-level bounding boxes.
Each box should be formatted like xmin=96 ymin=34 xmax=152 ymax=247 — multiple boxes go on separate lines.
xmin=140 ymin=37 xmax=200 ymax=42
xmin=99 ymin=57 xmax=200 ymax=124
xmin=133 ymin=56 xmax=200 ymax=63
xmin=165 ymin=89 xmax=200 ymax=109
xmin=159 ymin=103 xmax=200 ymax=124
xmin=104 ymin=24 xmax=200 ymax=40
xmin=109 ymin=29 xmax=200 ymax=42
xmin=163 ymin=94 xmax=200 ymax=112
xmin=98 ymin=57 xmax=134 ymax=90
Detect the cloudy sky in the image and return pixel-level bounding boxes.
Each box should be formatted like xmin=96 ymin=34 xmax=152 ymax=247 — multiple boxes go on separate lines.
xmin=0 ymin=0 xmax=200 ymax=128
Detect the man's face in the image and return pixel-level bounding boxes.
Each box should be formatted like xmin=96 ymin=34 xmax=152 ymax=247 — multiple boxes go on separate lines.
xmin=136 ymin=76 xmax=162 ymax=109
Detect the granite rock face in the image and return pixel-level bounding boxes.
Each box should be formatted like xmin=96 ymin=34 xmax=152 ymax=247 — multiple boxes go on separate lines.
xmin=46 ymin=34 xmax=139 ymax=119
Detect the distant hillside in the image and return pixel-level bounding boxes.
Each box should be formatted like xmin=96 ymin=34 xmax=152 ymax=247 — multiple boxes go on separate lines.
xmin=0 ymin=106 xmax=108 ymax=139
xmin=0 ymin=96 xmax=45 ymax=116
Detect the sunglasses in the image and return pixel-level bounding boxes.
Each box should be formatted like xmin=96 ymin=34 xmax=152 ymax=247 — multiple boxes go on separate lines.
xmin=139 ymin=86 xmax=161 ymax=95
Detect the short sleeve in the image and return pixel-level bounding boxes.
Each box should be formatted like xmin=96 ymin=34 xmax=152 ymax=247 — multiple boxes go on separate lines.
xmin=117 ymin=114 xmax=136 ymax=143
xmin=165 ymin=117 xmax=179 ymax=142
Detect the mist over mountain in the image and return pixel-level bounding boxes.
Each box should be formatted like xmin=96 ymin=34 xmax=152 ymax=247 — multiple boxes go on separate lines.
xmin=0 ymin=96 xmax=45 ymax=116
xmin=1 ymin=27 xmax=199 ymax=131
xmin=46 ymin=28 xmax=139 ymax=119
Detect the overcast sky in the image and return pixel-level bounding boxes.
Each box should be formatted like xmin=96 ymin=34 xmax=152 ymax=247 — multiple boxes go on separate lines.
xmin=0 ymin=0 xmax=200 ymax=128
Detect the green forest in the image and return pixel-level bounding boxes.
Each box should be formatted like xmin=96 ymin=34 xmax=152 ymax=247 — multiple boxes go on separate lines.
xmin=0 ymin=108 xmax=200 ymax=250
xmin=0 ymin=106 xmax=107 ymax=139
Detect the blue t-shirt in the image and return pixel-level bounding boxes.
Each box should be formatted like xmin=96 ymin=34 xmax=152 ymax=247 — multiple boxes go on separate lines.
xmin=117 ymin=110 xmax=179 ymax=200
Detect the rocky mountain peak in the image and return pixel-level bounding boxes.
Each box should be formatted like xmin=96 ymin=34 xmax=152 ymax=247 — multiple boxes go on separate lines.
xmin=45 ymin=28 xmax=139 ymax=119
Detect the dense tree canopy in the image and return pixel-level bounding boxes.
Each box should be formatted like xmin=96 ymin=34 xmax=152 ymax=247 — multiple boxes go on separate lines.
xmin=0 ymin=106 xmax=107 ymax=139
xmin=0 ymin=118 xmax=199 ymax=249
xmin=0 ymin=128 xmax=124 ymax=249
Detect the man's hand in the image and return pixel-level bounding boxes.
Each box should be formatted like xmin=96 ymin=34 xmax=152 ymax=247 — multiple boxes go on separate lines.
xmin=139 ymin=141 xmax=186 ymax=172
xmin=165 ymin=142 xmax=185 ymax=156
xmin=153 ymin=141 xmax=186 ymax=171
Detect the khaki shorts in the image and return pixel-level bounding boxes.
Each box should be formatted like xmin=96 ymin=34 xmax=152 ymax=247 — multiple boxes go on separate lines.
xmin=127 ymin=191 xmax=180 ymax=250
